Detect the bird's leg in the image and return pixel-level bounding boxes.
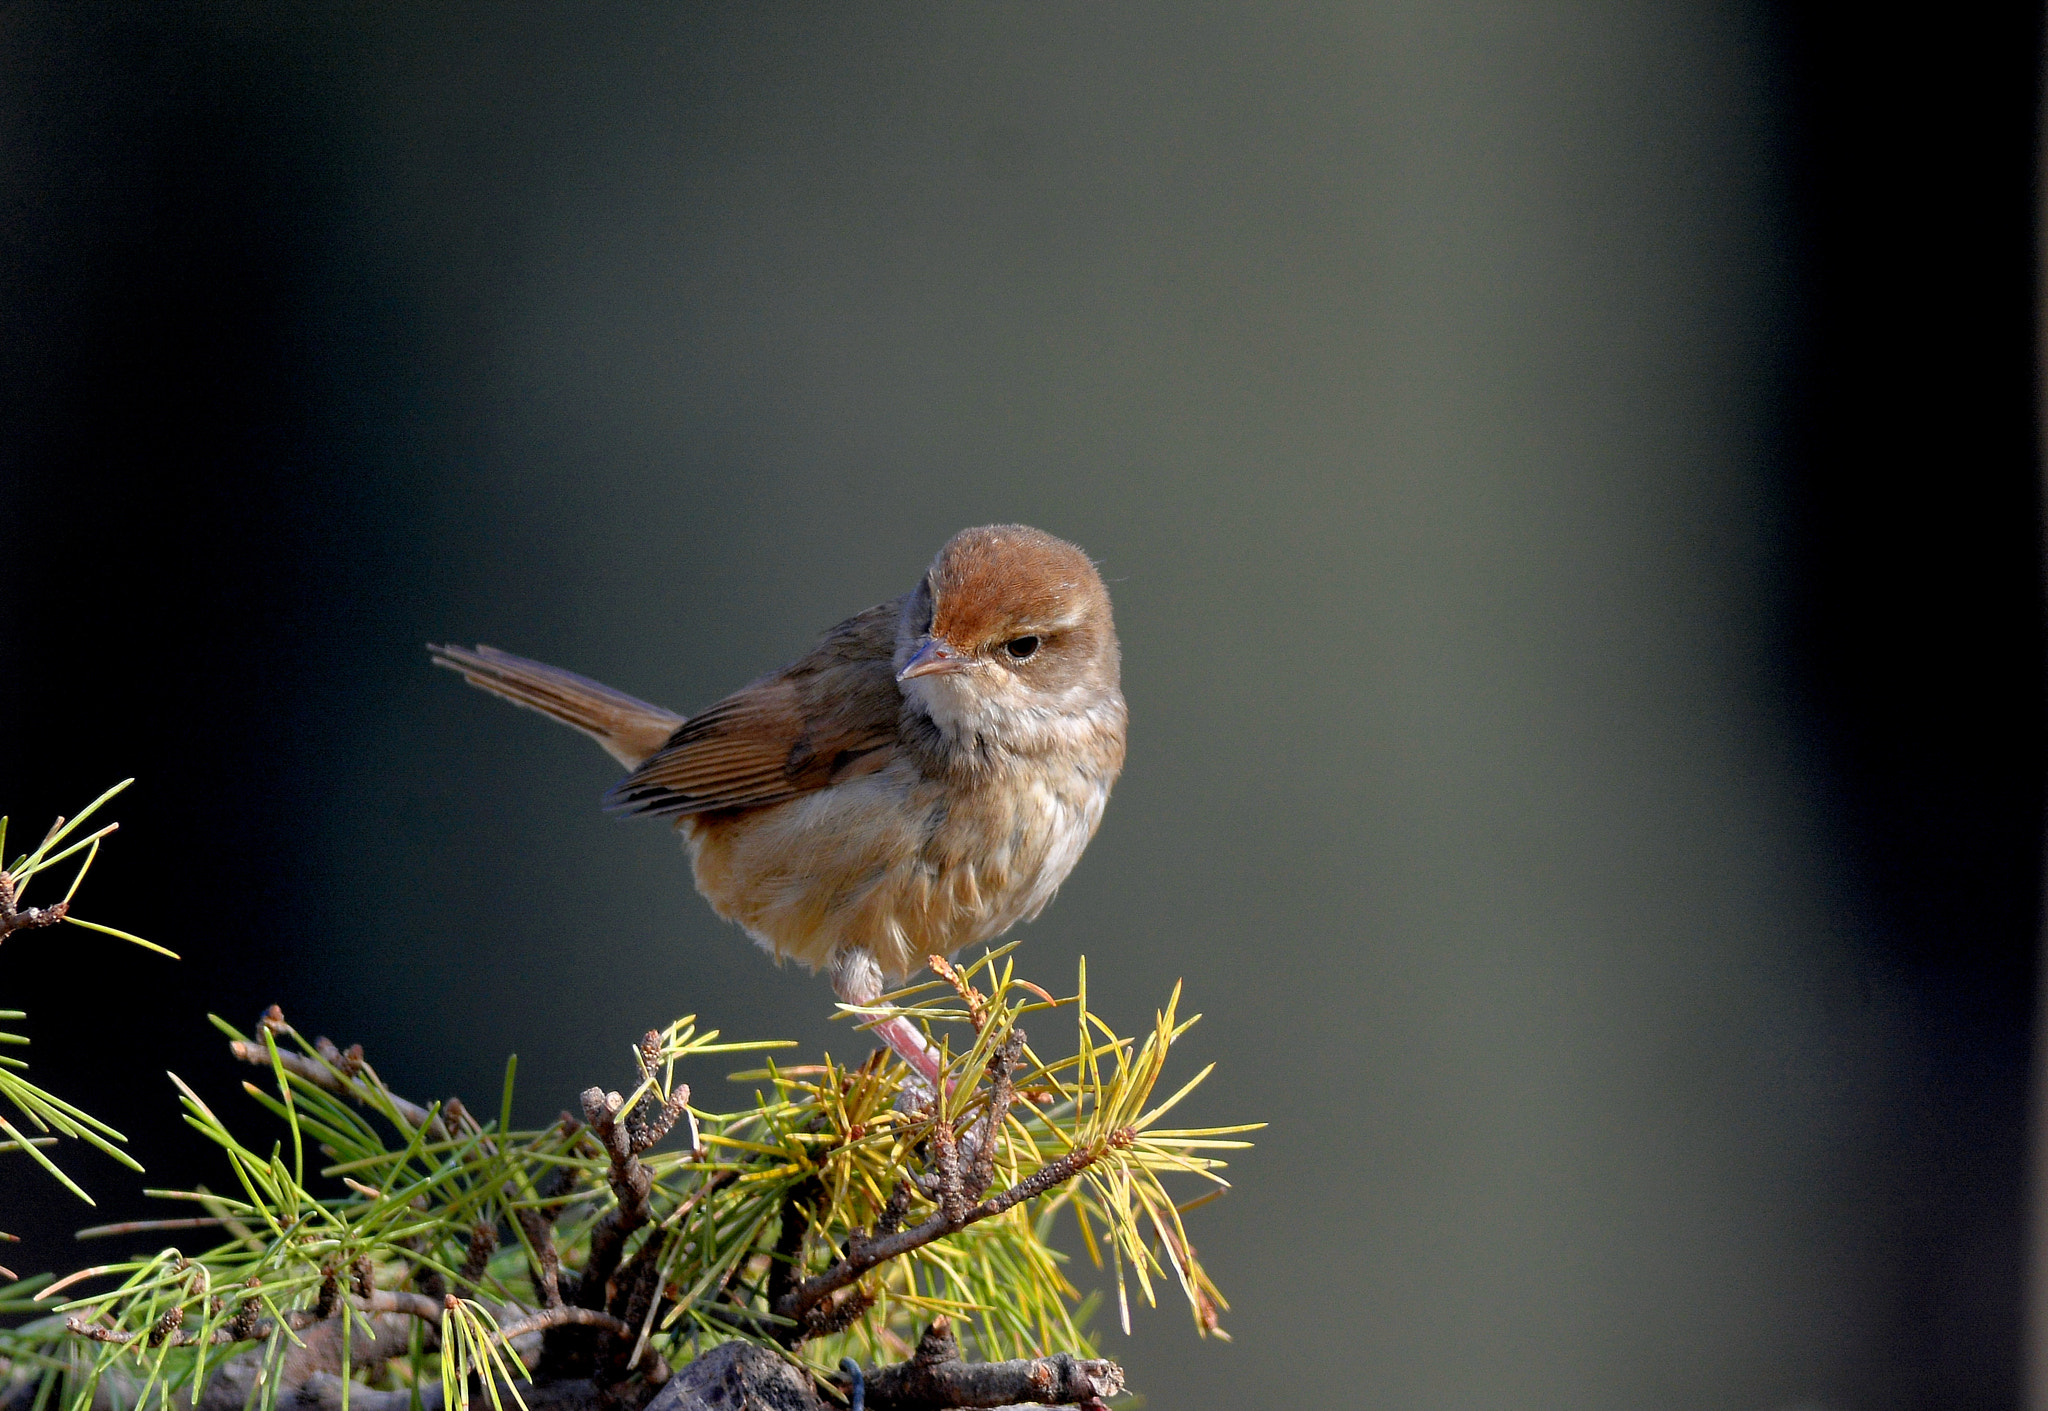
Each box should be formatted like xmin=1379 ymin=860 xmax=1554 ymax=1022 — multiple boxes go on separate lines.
xmin=872 ymin=1014 xmax=947 ymax=1098
xmin=830 ymin=948 xmax=947 ymax=1096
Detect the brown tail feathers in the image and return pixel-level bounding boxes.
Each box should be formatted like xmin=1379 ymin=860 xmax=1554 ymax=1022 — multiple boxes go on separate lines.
xmin=428 ymin=644 xmax=683 ymax=769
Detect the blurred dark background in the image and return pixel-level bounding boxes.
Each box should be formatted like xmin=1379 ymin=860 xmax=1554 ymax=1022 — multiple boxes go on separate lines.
xmin=2 ymin=4 xmax=2041 ymax=1407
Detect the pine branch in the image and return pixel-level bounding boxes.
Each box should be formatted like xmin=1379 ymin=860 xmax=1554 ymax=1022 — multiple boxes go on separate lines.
xmin=772 ymin=1032 xmax=1121 ymax=1343
xmin=857 ymin=1318 xmax=1125 ymax=1411
xmin=65 ymin=1289 xmax=447 ymax=1347
xmin=0 ymin=869 xmax=69 ymax=940
xmin=226 ymin=1008 xmax=448 ymax=1140
xmin=573 ymin=1032 xmax=692 ymax=1315
xmin=776 ymin=1139 xmax=1118 ymax=1337
xmin=18 ymin=931 xmax=1250 ymax=1411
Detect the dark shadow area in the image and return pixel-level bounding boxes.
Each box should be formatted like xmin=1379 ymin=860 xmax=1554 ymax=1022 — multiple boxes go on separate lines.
xmin=1776 ymin=5 xmax=2043 ymax=1401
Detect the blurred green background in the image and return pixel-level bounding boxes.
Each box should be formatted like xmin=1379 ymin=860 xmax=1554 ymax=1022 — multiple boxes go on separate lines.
xmin=4 ymin=5 xmax=2040 ymax=1407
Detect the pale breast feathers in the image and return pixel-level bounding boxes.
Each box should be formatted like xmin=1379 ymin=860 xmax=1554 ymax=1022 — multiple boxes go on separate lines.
xmin=603 ymin=599 xmax=906 ymax=818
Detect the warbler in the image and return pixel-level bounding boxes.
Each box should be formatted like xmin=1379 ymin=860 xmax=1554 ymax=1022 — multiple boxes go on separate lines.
xmin=430 ymin=524 xmax=1126 ymax=1086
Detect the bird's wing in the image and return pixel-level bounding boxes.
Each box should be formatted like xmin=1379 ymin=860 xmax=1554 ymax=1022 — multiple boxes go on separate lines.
xmin=604 ymin=599 xmax=906 ymax=818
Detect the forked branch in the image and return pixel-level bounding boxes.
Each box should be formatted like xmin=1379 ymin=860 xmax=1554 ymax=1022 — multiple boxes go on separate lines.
xmin=227 ymin=1008 xmax=447 ymax=1140
xmin=0 ymin=868 xmax=70 ymax=941
xmin=773 ymin=1031 xmax=1131 ymax=1342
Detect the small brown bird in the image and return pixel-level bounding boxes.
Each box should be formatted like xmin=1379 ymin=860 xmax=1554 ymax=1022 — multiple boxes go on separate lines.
xmin=429 ymin=525 xmax=1126 ymax=1088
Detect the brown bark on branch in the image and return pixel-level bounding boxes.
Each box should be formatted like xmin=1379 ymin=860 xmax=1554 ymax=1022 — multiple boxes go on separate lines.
xmin=774 ymin=1047 xmax=1127 ymax=1343
xmin=0 ymin=863 xmax=80 ymax=940
xmin=228 ymin=1008 xmax=447 ymax=1140
xmin=493 ymin=1304 xmax=637 ymax=1345
xmin=856 ymin=1318 xmax=1124 ymax=1411
xmin=636 ymin=1331 xmax=1126 ymax=1411
xmin=865 ymin=1350 xmax=1121 ymax=1410
xmin=571 ymin=1032 xmax=692 ymax=1316
xmin=522 ymin=1035 xmax=694 ymax=1382
xmin=65 ymin=1288 xmax=448 ymax=1348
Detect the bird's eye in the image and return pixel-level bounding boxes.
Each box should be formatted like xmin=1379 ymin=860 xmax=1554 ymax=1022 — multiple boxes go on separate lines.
xmin=1004 ymin=635 xmax=1040 ymax=661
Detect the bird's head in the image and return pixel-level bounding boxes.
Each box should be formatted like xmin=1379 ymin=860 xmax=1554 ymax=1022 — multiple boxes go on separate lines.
xmin=895 ymin=524 xmax=1122 ymax=752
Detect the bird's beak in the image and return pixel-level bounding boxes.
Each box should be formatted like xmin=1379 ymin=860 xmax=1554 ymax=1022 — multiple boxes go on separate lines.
xmin=897 ymin=636 xmax=971 ymax=681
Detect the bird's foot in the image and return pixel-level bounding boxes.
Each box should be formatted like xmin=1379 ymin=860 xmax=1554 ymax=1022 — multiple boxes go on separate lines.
xmin=893 ymin=1071 xmax=938 ymax=1114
